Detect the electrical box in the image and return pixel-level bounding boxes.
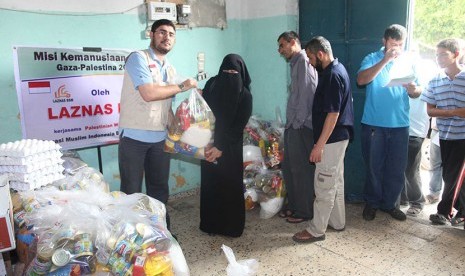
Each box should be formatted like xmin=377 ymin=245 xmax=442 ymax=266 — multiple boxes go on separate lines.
xmin=176 ymin=4 xmax=191 ymax=25
xmin=147 ymin=1 xmax=177 ymax=23
xmin=197 ymin=52 xmax=207 ymax=81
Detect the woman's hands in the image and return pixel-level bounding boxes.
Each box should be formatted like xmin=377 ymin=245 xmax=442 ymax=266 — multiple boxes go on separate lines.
xmin=205 ymin=145 xmax=222 ymax=163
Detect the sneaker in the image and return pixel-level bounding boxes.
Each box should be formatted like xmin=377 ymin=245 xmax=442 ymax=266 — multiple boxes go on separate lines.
xmin=425 ymin=194 xmax=439 ymax=204
xmin=363 ymin=205 xmax=377 ymax=221
xmin=429 ymin=213 xmax=448 ymax=225
xmin=382 ymin=208 xmax=406 ymax=221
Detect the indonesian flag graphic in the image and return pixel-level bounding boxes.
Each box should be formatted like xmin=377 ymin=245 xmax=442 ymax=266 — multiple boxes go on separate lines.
xmin=28 ymin=81 xmax=51 ymax=94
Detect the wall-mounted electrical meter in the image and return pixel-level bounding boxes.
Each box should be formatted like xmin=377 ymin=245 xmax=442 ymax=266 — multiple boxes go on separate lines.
xmin=147 ymin=1 xmax=177 ymax=22
xmin=176 ymin=4 xmax=191 ymax=25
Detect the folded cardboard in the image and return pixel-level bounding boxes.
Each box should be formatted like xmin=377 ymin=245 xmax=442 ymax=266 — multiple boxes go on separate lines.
xmin=0 ymin=175 xmax=15 ymax=253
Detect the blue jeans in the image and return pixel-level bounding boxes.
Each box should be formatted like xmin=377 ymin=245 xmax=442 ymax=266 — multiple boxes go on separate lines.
xmin=428 ymin=138 xmax=443 ymax=196
xmin=361 ymin=124 xmax=409 ymax=210
xmin=401 ymin=136 xmax=426 ymax=208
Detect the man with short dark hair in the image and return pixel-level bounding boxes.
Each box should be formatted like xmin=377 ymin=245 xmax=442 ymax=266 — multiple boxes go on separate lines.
xmin=293 ymin=36 xmax=354 ymax=243
xmin=277 ymin=31 xmax=318 ymax=223
xmin=118 ymin=19 xmax=197 ymax=230
xmin=357 ymin=24 xmax=421 ymax=222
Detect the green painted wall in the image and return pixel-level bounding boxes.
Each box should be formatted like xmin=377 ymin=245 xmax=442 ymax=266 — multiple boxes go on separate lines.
xmin=241 ymin=15 xmax=299 ymax=122
xmin=0 ymin=10 xmax=296 ymax=194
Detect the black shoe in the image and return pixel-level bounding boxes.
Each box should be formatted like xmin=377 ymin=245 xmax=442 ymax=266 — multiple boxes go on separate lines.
xmin=382 ymin=208 xmax=406 ymax=221
xmin=429 ymin=213 xmax=448 ymax=225
xmin=363 ymin=205 xmax=377 ymax=221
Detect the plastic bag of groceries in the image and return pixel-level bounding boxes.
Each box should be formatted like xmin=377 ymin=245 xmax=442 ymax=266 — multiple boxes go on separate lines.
xmin=243 ymin=116 xmax=284 ymax=170
xmin=254 ymin=170 xmax=285 ymax=219
xmin=243 ymin=163 xmax=267 ymax=211
xmin=16 ymin=187 xmax=189 ymax=275
xmin=52 ymin=166 xmax=109 ymax=193
xmin=165 ymin=89 xmax=215 ymax=160
xmin=22 ymin=195 xmax=104 ymax=275
xmin=95 ymin=193 xmax=190 ymax=276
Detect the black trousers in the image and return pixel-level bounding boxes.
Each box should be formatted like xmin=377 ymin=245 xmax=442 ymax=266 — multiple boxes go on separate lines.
xmin=118 ymin=136 xmax=171 ymax=228
xmin=281 ymin=127 xmax=315 ymax=219
xmin=437 ymin=139 xmax=465 ymax=217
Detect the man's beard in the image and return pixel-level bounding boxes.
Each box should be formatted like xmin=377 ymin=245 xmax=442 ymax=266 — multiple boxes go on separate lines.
xmin=151 ymin=40 xmax=171 ymax=55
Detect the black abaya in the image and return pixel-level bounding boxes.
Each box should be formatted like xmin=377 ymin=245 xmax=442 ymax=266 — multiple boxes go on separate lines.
xmin=200 ymin=54 xmax=252 ymax=237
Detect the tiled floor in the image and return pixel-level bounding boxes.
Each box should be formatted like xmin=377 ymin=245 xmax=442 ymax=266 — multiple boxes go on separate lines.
xmin=168 ymin=175 xmax=465 ymax=275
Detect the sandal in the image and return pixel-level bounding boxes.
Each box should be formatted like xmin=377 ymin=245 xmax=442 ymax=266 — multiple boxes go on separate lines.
xmin=450 ymin=216 xmax=465 ymax=226
xmin=425 ymin=194 xmax=440 ymax=204
xmin=278 ymin=210 xmax=293 ymax=218
xmin=406 ymin=206 xmax=422 ymax=217
xmin=286 ymin=215 xmax=309 ymax=224
xmin=292 ymin=229 xmax=325 ymax=243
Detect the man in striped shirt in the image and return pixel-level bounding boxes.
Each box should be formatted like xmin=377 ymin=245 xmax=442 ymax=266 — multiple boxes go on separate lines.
xmin=420 ymin=38 xmax=465 ymax=226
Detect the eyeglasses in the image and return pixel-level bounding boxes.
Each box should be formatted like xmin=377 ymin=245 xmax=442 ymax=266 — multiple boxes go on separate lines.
xmin=155 ymin=30 xmax=176 ymax=38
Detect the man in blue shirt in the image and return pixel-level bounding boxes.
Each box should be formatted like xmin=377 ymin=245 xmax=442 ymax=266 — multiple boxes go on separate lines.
xmin=357 ymin=24 xmax=421 ymax=221
xmin=118 ymin=19 xmax=197 ymax=230
xmin=292 ymin=36 xmax=354 ymax=243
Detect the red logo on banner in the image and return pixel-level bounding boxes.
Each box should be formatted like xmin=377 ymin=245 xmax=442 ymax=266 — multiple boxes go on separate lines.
xmin=54 ymin=85 xmax=71 ymax=99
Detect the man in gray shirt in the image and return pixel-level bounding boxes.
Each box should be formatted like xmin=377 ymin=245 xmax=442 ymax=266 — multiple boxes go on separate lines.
xmin=277 ymin=31 xmax=318 ymax=223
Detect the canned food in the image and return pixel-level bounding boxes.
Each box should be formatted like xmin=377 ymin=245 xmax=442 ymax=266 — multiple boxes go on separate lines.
xmin=74 ymin=239 xmax=93 ymax=255
xmin=114 ymin=240 xmax=135 ymax=261
xmin=31 ymin=255 xmax=53 ymax=274
xmin=13 ymin=210 xmax=27 ymax=228
xmin=23 ymin=198 xmax=41 ymax=213
xmin=52 ymin=249 xmax=72 ymax=267
xmin=74 ymin=233 xmax=92 ymax=241
xmin=110 ymin=256 xmax=132 ymax=276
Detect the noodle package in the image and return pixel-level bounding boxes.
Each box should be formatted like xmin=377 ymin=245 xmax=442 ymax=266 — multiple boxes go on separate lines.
xmin=165 ymin=89 xmax=215 ymax=159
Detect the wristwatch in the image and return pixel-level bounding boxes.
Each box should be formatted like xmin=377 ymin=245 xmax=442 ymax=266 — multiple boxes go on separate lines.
xmin=178 ymin=83 xmax=185 ymax=91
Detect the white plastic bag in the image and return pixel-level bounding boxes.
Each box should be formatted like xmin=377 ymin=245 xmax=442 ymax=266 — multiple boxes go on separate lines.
xmin=259 ymin=197 xmax=284 ymax=219
xmin=222 ymin=244 xmax=258 ymax=276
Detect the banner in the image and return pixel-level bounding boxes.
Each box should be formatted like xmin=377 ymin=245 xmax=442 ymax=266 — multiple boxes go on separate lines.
xmin=13 ymin=46 xmax=132 ymax=150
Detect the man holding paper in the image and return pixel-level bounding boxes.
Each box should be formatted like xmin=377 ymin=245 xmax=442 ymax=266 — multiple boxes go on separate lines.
xmin=357 ymin=24 xmax=421 ymax=222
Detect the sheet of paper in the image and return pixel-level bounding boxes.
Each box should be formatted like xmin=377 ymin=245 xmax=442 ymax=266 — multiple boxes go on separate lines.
xmin=385 ymin=74 xmax=415 ymax=87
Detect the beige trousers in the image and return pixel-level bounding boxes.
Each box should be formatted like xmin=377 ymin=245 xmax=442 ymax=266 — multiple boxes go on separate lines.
xmin=306 ymin=139 xmax=349 ymax=237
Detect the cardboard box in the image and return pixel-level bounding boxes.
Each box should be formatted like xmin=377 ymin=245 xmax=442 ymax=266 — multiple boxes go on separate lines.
xmin=0 ymin=253 xmax=6 ymax=276
xmin=0 ymin=175 xmax=15 ymax=253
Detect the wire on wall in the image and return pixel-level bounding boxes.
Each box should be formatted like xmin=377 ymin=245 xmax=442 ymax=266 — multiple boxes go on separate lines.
xmin=0 ymin=4 xmax=143 ymax=16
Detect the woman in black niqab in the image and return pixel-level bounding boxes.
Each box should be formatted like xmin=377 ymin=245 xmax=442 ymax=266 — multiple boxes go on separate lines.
xmin=200 ymin=54 xmax=253 ymax=237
